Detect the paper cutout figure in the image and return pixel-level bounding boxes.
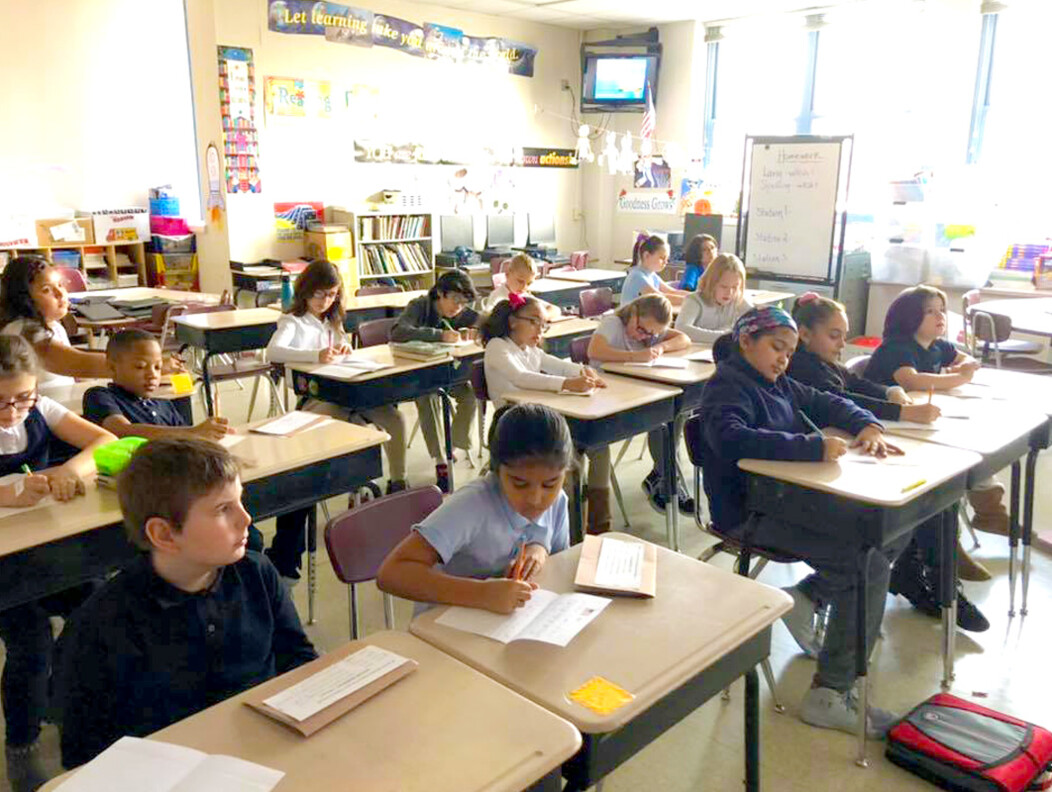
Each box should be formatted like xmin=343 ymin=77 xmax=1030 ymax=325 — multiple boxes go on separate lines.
xmin=599 ymin=131 xmax=620 ymax=175
xmin=576 ymin=124 xmax=595 ymax=163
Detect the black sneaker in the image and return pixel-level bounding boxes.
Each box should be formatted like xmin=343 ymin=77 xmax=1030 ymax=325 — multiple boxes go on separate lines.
xmin=386 ymin=479 xmax=408 ymax=495
xmin=677 ymin=482 xmax=696 ymax=516
xmin=956 ymin=589 xmax=990 ymax=633
xmin=642 ymin=470 xmax=667 ymax=514
xmin=890 ymin=553 xmax=990 ymax=632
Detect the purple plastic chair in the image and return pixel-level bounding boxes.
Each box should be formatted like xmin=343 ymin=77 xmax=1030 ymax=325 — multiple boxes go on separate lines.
xmin=324 ymin=485 xmax=444 ymax=638
xmin=356 ymin=317 xmax=397 ymax=348
xmin=570 ymin=336 xmax=591 ymax=365
xmin=470 ymin=361 xmax=489 ymax=451
xmin=579 ymin=287 xmax=613 ymax=318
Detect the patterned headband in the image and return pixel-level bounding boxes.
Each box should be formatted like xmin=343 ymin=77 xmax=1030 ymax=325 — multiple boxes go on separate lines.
xmin=732 ymin=306 xmax=798 ymax=340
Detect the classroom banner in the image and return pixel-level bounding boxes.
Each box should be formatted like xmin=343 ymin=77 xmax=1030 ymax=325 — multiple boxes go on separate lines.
xmin=617 ymin=189 xmax=677 ymax=214
xmin=354 ymin=141 xmax=578 ymax=168
xmin=264 ymin=77 xmax=332 ymax=118
xmin=521 ymin=148 xmax=578 ymax=168
xmin=267 ymin=0 xmax=328 ymax=34
xmin=217 ymin=46 xmax=261 ymax=194
xmin=323 ymin=4 xmax=373 ymax=47
xmin=423 ymin=23 xmax=463 ymax=61
xmin=371 ymin=14 xmax=425 ymax=56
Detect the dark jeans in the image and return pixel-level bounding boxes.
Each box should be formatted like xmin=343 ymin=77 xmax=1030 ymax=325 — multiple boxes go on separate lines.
xmin=264 ymin=508 xmax=312 ymax=579
xmin=0 ymin=583 xmax=97 ymax=747
xmin=741 ymin=515 xmax=912 ymax=692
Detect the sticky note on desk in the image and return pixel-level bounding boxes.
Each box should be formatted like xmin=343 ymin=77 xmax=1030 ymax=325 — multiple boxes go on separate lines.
xmin=169 ymin=373 xmax=194 ymax=394
xmin=569 ymin=676 xmax=634 ymax=715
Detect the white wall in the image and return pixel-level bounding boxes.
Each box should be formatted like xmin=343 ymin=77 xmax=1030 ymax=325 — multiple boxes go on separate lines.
xmin=213 ymin=0 xmax=585 ymax=262
xmin=0 ymin=0 xmax=199 ymax=219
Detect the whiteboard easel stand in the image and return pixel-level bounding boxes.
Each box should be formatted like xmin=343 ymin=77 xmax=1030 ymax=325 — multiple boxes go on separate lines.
xmin=735 ymin=134 xmax=854 ymax=295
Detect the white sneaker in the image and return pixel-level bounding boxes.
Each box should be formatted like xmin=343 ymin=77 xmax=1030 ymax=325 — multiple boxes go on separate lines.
xmin=781 ymin=585 xmax=820 ymax=659
xmin=799 ymin=686 xmax=899 ymax=740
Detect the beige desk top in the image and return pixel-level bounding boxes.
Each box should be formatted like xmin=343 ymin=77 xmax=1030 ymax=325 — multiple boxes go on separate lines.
xmin=503 ymin=373 xmax=681 ymax=420
xmin=0 ymin=418 xmax=387 ymax=560
xmin=530 ymin=277 xmax=585 ymax=294
xmin=896 ymin=389 xmax=1049 ymax=452
xmin=42 ymin=631 xmax=581 ymax=792
xmin=44 ymin=378 xmax=198 ymax=413
xmin=546 ymin=269 xmax=625 ymax=283
xmin=288 ymin=344 xmax=452 ymax=382
xmin=411 ymin=535 xmax=791 ymax=733
xmin=71 ymin=287 xmax=222 ymax=304
xmin=450 ymin=318 xmax=599 ymax=360
xmin=602 ymin=344 xmax=715 ymax=386
xmin=745 ymin=289 xmax=795 ymax=306
xmin=173 ymin=307 xmax=279 ymax=331
xmin=961 ymin=367 xmax=1052 ymax=416
xmin=345 ymin=289 xmax=427 ymax=312
xmin=739 ymin=431 xmax=980 ymax=508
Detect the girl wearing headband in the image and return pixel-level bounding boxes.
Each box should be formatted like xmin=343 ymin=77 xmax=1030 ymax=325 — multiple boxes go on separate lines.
xmin=698 ymin=306 xmax=907 ymax=739
xmin=620 ymin=233 xmax=689 ymax=306
xmin=482 ymin=253 xmax=561 ymax=321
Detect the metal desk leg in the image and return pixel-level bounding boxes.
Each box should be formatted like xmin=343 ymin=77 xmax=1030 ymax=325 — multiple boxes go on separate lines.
xmin=568 ymin=463 xmax=584 ymax=545
xmin=306 ymin=506 xmax=317 ymax=625
xmin=1022 ymin=449 xmax=1038 ymax=615
xmin=940 ymin=505 xmax=958 ymax=690
xmin=439 ymin=389 xmax=456 ymax=492
xmin=665 ymin=423 xmax=678 ymax=551
xmin=1008 ymin=461 xmax=1021 ymax=617
xmin=745 ymin=667 xmax=760 ymax=792
xmin=855 ymin=548 xmax=872 ymax=768
xmin=201 ymin=353 xmax=215 ymax=417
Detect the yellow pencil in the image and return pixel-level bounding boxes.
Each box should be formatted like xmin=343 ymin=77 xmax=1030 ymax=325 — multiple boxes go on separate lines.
xmin=901 ymin=479 xmax=927 ymax=493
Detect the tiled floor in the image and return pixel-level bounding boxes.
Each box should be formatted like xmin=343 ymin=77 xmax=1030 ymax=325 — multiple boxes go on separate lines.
xmin=4 ymin=378 xmax=1050 ymax=791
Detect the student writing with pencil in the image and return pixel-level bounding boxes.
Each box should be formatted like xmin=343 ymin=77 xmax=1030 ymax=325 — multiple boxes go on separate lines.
xmin=378 ymin=404 xmax=572 ymax=614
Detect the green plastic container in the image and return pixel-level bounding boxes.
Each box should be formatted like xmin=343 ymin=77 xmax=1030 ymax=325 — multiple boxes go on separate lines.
xmin=93 ymin=437 xmax=149 ymax=477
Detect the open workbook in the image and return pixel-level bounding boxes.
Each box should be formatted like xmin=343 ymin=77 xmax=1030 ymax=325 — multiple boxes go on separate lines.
xmin=574 ymin=535 xmax=657 ymax=597
xmin=435 ymin=589 xmax=611 ymax=646
xmin=311 ymin=355 xmax=395 ymax=380
xmin=53 ymin=737 xmax=283 ymax=792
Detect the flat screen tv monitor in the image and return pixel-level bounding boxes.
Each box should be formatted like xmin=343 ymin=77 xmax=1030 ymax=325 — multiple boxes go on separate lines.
xmin=581 ymin=53 xmax=660 ymax=112
xmin=440 ymin=215 xmax=474 ymax=252
xmin=527 ymin=215 xmax=556 ymax=247
xmin=486 ymin=215 xmax=514 ymax=248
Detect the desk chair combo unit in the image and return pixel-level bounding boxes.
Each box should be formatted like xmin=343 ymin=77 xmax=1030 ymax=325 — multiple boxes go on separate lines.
xmin=962 ymin=289 xmax=1052 ymax=373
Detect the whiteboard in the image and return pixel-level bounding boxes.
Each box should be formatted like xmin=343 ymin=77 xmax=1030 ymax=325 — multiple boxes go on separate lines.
xmin=744 ymin=140 xmax=843 ymax=280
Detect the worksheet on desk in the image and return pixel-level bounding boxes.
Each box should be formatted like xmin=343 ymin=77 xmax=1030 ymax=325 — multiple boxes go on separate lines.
xmin=622 ymin=357 xmax=689 ymax=369
xmin=435 ymin=589 xmax=611 ymax=646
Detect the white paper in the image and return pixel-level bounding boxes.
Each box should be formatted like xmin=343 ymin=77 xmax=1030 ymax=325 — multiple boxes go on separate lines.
xmin=594 ymin=537 xmax=645 ymax=589
xmin=53 ymin=737 xmax=283 ymax=792
xmin=839 ymin=455 xmax=922 ymax=467
xmin=435 ymin=589 xmax=611 ymax=647
xmin=49 ymin=219 xmax=85 ymax=243
xmin=218 ymin=434 xmax=245 ymax=449
xmin=684 ymin=349 xmax=714 ymax=363
xmin=243 ymin=266 xmax=281 ymax=275
xmin=623 ymin=357 xmax=689 ymax=369
xmin=250 ymin=411 xmax=323 ymax=436
xmin=333 ymin=356 xmax=391 ymax=372
xmin=262 ymin=645 xmax=410 ymax=722
xmin=558 ymin=387 xmax=595 ymax=397
xmin=311 ymin=363 xmax=369 ymax=381
xmin=947 ymin=384 xmax=1009 ymax=400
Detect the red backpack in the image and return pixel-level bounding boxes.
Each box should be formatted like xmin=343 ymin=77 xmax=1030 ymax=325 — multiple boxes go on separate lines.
xmin=887 ymin=694 xmax=1052 ymax=792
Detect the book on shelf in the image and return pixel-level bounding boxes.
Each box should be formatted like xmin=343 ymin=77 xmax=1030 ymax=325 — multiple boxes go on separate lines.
xmin=360 ymin=215 xmax=428 ymax=242
xmin=361 ymin=242 xmax=431 ymax=276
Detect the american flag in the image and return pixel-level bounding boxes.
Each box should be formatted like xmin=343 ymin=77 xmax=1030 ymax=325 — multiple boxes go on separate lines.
xmin=640 ymin=82 xmax=655 ymax=140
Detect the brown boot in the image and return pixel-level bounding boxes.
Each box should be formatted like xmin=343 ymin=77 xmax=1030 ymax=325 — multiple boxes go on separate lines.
xmin=967 ymin=487 xmax=1009 ymax=536
xmin=957 ymin=536 xmax=991 ymax=581
xmin=586 ymin=487 xmax=612 ymax=535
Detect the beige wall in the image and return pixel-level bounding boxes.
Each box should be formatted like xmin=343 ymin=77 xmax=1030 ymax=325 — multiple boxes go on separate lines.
xmin=211 ymin=0 xmax=585 ymax=263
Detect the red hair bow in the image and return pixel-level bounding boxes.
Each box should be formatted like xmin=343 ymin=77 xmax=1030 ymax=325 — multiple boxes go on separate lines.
xmin=508 ymin=292 xmax=527 ymax=309
xmin=797 ymin=291 xmax=820 ymax=305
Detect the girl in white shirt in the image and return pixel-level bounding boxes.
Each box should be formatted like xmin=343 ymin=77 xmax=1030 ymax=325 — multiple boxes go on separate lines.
xmin=675 ymin=253 xmax=752 ymax=344
xmin=0 ymin=257 xmax=181 ymax=389
xmin=480 ymin=294 xmax=613 ymax=533
xmin=481 ymin=253 xmax=561 ymax=321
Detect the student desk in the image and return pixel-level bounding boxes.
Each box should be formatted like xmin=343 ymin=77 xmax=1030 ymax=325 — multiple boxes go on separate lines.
xmin=529 ymin=277 xmax=586 ymax=311
xmin=45 ymin=378 xmax=197 ymax=424
xmin=965 ymin=297 xmax=1052 ymax=337
xmin=602 ymin=345 xmax=717 ymax=551
xmin=287 ymin=346 xmax=459 ymax=487
xmin=447 ymin=318 xmax=600 ymax=384
xmin=411 ymin=535 xmax=792 ymax=792
xmin=69 ymin=287 xmax=223 ymax=304
xmin=173 ymin=308 xmax=279 ymax=416
xmin=898 ymin=387 xmax=1052 ymax=616
xmin=343 ymin=289 xmax=427 ymax=333
xmin=0 ymin=420 xmax=387 ymax=625
xmin=230 ymin=265 xmax=283 ymax=306
xmin=41 ymin=631 xmax=580 ymax=792
xmin=546 ymin=268 xmax=627 ymax=295
xmin=503 ymin=375 xmax=682 ymax=546
xmin=744 ymin=289 xmax=796 ymax=307
xmin=739 ymin=434 xmax=981 ymax=765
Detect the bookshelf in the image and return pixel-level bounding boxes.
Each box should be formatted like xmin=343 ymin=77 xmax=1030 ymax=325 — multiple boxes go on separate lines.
xmin=354 ymin=211 xmax=435 ymax=287
xmin=0 ymin=241 xmax=147 ymax=290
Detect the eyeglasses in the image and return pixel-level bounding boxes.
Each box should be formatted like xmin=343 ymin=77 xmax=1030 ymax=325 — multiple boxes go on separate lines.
xmin=448 ymin=294 xmax=471 ymax=307
xmin=0 ymin=392 xmax=38 ymax=412
xmin=516 ymin=315 xmax=550 ymax=333
xmin=633 ymin=318 xmax=658 ymax=340
xmin=311 ymin=289 xmax=340 ymax=301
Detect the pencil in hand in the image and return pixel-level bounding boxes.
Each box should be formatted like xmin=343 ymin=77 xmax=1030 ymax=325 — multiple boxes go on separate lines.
xmin=928 ymin=387 xmax=934 ymax=405
xmin=510 ymin=540 xmax=527 ymax=580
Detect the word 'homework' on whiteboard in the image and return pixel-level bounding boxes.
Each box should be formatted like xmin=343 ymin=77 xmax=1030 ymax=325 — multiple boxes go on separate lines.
xmin=53 ymin=736 xmax=284 ymax=792
xmin=745 ymin=140 xmax=843 ymax=280
xmin=435 ymin=589 xmax=611 ymax=646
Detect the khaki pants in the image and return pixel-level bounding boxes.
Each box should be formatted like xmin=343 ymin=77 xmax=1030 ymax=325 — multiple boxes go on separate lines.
xmin=416 ymin=383 xmax=476 ymax=460
xmin=305 ymin=400 xmax=407 ymax=482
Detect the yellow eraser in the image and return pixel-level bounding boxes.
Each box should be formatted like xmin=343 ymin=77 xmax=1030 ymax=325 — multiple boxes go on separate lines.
xmin=568 ymin=676 xmax=634 ymax=715
xmin=170 ymin=373 xmax=194 ymax=394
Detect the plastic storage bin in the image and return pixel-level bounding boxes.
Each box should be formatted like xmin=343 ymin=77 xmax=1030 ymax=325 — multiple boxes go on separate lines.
xmin=149 ymin=197 xmax=180 ymax=216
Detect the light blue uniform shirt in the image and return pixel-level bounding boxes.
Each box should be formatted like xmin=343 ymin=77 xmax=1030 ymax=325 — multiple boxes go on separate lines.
xmin=415 ymin=473 xmax=570 ymax=581
xmin=621 ymin=266 xmax=663 ymax=303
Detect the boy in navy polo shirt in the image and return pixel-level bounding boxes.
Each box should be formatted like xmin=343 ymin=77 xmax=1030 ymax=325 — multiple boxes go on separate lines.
xmin=55 ymin=438 xmax=318 ymax=768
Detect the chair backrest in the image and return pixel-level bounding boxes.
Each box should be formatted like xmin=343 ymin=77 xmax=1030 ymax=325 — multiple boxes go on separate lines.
xmin=492 ymin=272 xmax=507 ymax=290
xmin=54 ymin=266 xmax=87 ymax=294
xmin=324 ymin=485 xmax=444 ymax=585
xmin=570 ymin=250 xmax=589 ymax=270
xmin=490 ymin=257 xmax=511 ymax=275
xmin=970 ymin=309 xmax=1012 ymax=344
xmin=844 ymin=354 xmax=871 ymax=377
xmin=356 ymin=285 xmax=400 ymax=297
xmin=962 ymin=289 xmax=982 ymax=308
xmin=684 ymin=414 xmax=706 ymax=467
xmin=356 ymin=317 xmax=397 ymax=348
xmin=570 ymin=336 xmax=591 ymax=365
xmin=578 ymin=287 xmax=613 ymax=318
xmin=469 ymin=360 xmax=489 ymax=401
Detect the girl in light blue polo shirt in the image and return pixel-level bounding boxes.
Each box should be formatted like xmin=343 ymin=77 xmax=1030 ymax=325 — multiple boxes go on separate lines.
xmin=377 ymin=404 xmax=572 ymax=614
xmin=620 ymin=233 xmax=689 ymax=306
